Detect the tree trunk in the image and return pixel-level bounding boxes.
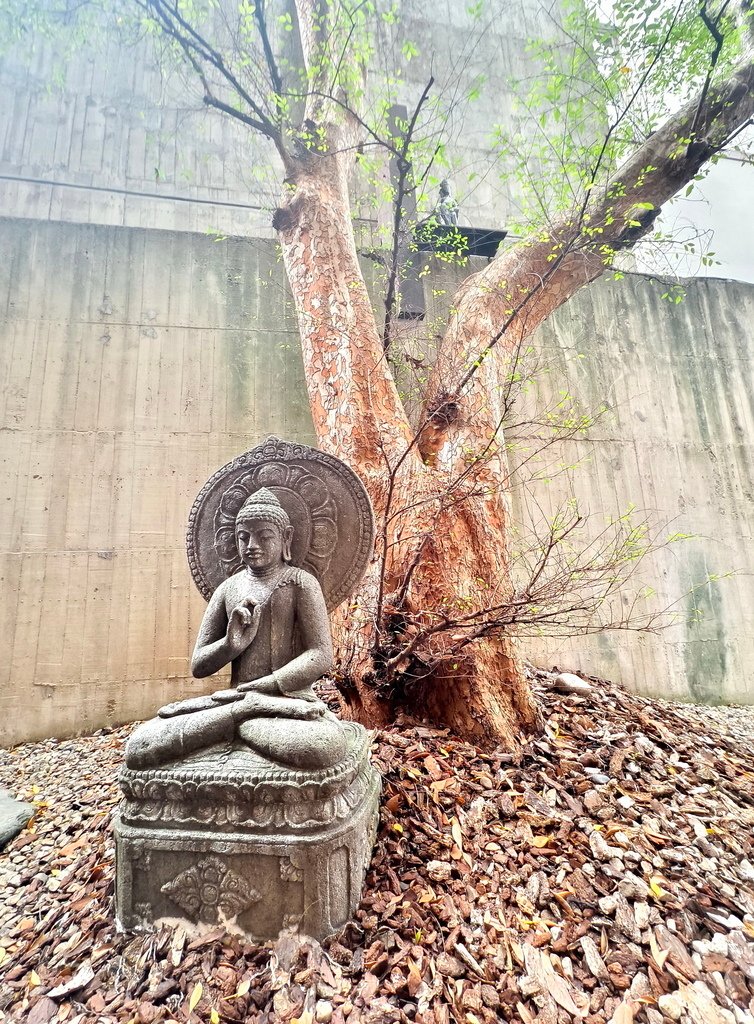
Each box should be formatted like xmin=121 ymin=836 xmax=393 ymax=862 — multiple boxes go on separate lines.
xmin=274 ymin=148 xmax=539 ymax=749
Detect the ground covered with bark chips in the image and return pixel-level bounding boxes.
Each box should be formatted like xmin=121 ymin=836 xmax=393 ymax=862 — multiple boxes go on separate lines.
xmin=1 ymin=669 xmax=754 ymax=1024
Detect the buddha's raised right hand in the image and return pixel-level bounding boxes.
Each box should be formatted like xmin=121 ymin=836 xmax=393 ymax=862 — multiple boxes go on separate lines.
xmin=226 ymin=597 xmax=262 ymax=655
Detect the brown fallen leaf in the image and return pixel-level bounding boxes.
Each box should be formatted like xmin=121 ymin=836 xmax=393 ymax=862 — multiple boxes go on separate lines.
xmin=450 ymin=816 xmax=463 ymax=851
xmin=649 ymin=930 xmax=670 ymax=970
xmin=406 ymin=958 xmax=423 ymax=997
xmin=523 ymin=945 xmax=589 ymax=1018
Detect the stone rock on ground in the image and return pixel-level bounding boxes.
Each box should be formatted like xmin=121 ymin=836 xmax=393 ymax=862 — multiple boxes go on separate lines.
xmin=1 ymin=669 xmax=753 ymax=1024
xmin=0 ymin=787 xmax=33 ymax=849
xmin=552 ymin=672 xmax=593 ymax=695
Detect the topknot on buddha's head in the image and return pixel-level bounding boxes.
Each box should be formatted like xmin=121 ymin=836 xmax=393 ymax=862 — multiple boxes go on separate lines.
xmin=235 ymin=488 xmax=292 ymax=531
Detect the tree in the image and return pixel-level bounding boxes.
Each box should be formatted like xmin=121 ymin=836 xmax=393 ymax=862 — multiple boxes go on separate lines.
xmin=5 ymin=0 xmax=753 ymax=748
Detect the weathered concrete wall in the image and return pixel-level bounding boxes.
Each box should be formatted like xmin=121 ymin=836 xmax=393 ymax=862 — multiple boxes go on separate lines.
xmin=0 ymin=0 xmax=563 ymax=237
xmin=417 ymin=261 xmax=754 ymax=707
xmin=0 ymin=34 xmax=280 ymax=236
xmin=519 ymin=274 xmax=754 ymax=705
xmin=1 ymin=4 xmax=752 ymax=743
xmin=0 ymin=218 xmax=314 ymax=745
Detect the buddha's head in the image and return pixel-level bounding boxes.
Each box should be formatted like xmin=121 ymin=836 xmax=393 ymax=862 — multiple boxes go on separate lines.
xmin=235 ymin=488 xmax=293 ymax=574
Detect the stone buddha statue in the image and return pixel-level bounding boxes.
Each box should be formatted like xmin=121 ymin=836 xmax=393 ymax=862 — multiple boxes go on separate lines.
xmin=125 ymin=488 xmax=347 ymax=771
xmin=116 ymin=439 xmax=379 ymax=943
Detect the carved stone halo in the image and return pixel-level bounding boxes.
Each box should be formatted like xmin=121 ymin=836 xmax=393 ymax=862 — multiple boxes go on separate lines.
xmin=186 ymin=437 xmax=375 ymax=611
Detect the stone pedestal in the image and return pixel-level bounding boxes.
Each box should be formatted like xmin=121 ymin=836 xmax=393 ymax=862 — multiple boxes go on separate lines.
xmin=115 ymin=722 xmax=379 ymax=941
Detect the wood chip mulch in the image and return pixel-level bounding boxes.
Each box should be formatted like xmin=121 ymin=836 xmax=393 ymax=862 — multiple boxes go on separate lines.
xmin=1 ymin=669 xmax=753 ymax=1024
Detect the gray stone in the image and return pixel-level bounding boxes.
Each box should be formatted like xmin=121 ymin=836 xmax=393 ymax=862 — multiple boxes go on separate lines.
xmin=553 ymin=672 xmax=592 ymax=695
xmin=0 ymin=789 xmax=34 ymax=849
xmin=590 ymin=773 xmax=610 ymax=785
xmin=426 ymin=860 xmax=453 ymax=882
xmin=115 ymin=439 xmax=380 ymax=941
xmin=315 ymin=1001 xmax=334 ymax=1023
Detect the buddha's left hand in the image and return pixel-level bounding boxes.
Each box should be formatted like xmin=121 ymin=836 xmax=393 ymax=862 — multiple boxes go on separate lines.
xmin=235 ymin=675 xmax=279 ymax=695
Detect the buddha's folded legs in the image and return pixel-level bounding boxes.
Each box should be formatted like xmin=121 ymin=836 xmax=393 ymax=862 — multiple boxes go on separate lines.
xmin=237 ymin=716 xmax=349 ymax=770
xmin=126 ymin=705 xmax=236 ymax=769
xmin=125 ymin=692 xmax=332 ymax=769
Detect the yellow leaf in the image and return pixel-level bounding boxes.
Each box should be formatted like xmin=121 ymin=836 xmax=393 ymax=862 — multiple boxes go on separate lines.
xmin=29 ymin=970 xmax=41 ymax=987
xmin=236 ymin=978 xmax=251 ymax=997
xmin=391 ymin=822 xmax=403 ymax=833
xmin=649 ymin=876 xmax=667 ymax=899
xmin=188 ymin=982 xmax=203 ymax=1013
xmin=210 ymin=1011 xmax=220 ymax=1024
xmin=532 ymin=835 xmax=551 ymax=848
xmin=0 ymin=948 xmax=7 ymax=967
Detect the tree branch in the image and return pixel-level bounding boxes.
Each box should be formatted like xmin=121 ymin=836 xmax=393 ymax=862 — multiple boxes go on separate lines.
xmin=419 ymin=39 xmax=754 ymax=468
xmin=253 ymin=0 xmax=284 ymax=102
xmin=142 ymin=0 xmax=283 ymax=150
xmin=382 ymin=77 xmax=435 ymax=352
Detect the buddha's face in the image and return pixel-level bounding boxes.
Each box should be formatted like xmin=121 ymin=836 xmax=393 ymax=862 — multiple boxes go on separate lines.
xmin=236 ymin=520 xmax=292 ymax=573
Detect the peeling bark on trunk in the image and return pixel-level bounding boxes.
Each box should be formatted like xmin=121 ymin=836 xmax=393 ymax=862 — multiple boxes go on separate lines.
xmin=274 ymin=148 xmax=538 ymax=750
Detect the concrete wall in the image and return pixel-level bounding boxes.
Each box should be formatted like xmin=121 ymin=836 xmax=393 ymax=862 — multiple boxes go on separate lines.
xmin=0 ymin=0 xmax=564 ymax=237
xmin=519 ymin=274 xmax=754 ymax=705
xmin=0 ymin=218 xmax=313 ymax=745
xmin=0 ymin=35 xmax=281 ymax=238
xmin=1 ymin=4 xmax=753 ymax=744
xmin=416 ymin=259 xmax=754 ymax=708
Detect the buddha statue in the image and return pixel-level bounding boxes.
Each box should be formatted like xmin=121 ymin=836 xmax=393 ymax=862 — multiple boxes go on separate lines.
xmin=125 ymin=488 xmax=348 ymax=772
xmin=116 ymin=440 xmax=379 ymax=942
xmin=435 ymin=179 xmax=459 ymax=226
